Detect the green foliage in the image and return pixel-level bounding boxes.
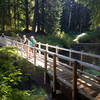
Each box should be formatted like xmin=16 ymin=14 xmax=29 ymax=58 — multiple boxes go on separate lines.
xmin=61 ymin=0 xmax=90 ymax=32
xmin=85 ymin=69 xmax=100 ymax=76
xmin=0 ymin=46 xmax=20 ymax=57
xmin=0 ymin=46 xmax=46 ymax=100
xmin=0 ymin=47 xmax=22 ymax=100
xmin=0 ymin=31 xmax=19 ymax=37
xmin=8 ymin=88 xmax=46 ymax=100
xmin=76 ymin=0 xmax=100 ymax=30
xmin=73 ymin=30 xmax=100 ymax=43
xmin=36 ymin=32 xmax=74 ymax=47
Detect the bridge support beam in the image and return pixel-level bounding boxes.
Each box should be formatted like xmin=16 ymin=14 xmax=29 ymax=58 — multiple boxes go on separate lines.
xmin=72 ymin=61 xmax=78 ymax=100
xmin=52 ymin=54 xmax=57 ymax=96
xmin=44 ymin=52 xmax=47 ymax=84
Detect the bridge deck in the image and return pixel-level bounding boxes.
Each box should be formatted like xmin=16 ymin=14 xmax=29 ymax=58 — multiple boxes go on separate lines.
xmin=25 ymin=53 xmax=100 ymax=100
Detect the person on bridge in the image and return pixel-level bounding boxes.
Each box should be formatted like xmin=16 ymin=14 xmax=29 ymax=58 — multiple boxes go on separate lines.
xmin=1 ymin=33 xmax=5 ymax=37
xmin=29 ymin=36 xmax=37 ymax=48
xmin=28 ymin=36 xmax=37 ymax=58
xmin=23 ymin=35 xmax=28 ymax=44
xmin=16 ymin=34 xmax=22 ymax=42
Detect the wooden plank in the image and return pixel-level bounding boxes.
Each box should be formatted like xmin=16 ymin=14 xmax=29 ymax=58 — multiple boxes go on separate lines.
xmin=77 ymin=69 xmax=100 ymax=81
xmin=78 ymin=89 xmax=95 ymax=100
xmin=57 ymin=76 xmax=72 ymax=88
xmin=79 ymin=76 xmax=100 ymax=88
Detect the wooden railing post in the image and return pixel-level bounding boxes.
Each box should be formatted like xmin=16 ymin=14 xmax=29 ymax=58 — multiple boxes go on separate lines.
xmin=27 ymin=45 xmax=29 ymax=59
xmin=44 ymin=51 xmax=47 ymax=84
xmin=46 ymin=43 xmax=48 ymax=58
xmin=53 ymin=54 xmax=57 ymax=94
xmin=39 ymin=42 xmax=41 ymax=56
xmin=80 ymin=50 xmax=84 ymax=72
xmin=56 ymin=45 xmax=59 ymax=62
xmin=69 ymin=48 xmax=72 ymax=66
xmin=72 ymin=61 xmax=78 ymax=100
xmin=34 ymin=47 xmax=36 ymax=65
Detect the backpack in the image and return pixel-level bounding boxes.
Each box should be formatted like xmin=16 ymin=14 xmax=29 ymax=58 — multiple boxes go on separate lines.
xmin=34 ymin=40 xmax=37 ymax=47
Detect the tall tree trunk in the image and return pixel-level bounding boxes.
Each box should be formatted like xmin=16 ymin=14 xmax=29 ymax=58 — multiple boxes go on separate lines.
xmin=1 ymin=7 xmax=5 ymax=31
xmin=32 ymin=13 xmax=37 ymax=32
xmin=32 ymin=0 xmax=40 ymax=33
xmin=36 ymin=0 xmax=40 ymax=33
xmin=68 ymin=10 xmax=72 ymax=30
xmin=41 ymin=0 xmax=45 ymax=33
xmin=25 ymin=0 xmax=29 ymax=30
xmin=14 ymin=0 xmax=17 ymax=30
xmin=7 ymin=0 xmax=11 ymax=30
xmin=16 ymin=0 xmax=20 ymax=30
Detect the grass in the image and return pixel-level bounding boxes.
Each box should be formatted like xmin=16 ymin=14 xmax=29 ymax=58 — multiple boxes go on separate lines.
xmin=85 ymin=69 xmax=100 ymax=76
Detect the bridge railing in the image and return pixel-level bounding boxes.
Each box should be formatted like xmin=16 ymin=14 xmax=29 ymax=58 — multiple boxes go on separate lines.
xmin=0 ymin=36 xmax=100 ymax=99
xmin=35 ymin=43 xmax=100 ymax=99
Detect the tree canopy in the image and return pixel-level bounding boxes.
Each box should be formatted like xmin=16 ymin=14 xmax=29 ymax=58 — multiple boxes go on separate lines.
xmin=0 ymin=0 xmax=99 ymax=34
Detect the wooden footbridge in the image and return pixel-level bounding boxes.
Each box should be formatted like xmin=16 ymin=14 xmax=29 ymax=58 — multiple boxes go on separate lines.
xmin=0 ymin=35 xmax=100 ymax=100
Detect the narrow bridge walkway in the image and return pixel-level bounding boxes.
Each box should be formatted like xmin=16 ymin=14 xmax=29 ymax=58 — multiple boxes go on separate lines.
xmin=0 ymin=36 xmax=100 ymax=100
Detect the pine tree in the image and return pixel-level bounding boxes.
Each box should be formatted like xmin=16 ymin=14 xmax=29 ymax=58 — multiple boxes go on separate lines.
xmin=76 ymin=0 xmax=100 ymax=30
xmin=44 ymin=0 xmax=62 ymax=34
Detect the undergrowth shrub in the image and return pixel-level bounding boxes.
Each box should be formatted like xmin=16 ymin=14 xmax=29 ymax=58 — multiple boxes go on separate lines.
xmin=0 ymin=46 xmax=46 ymax=100
xmin=36 ymin=32 xmax=74 ymax=48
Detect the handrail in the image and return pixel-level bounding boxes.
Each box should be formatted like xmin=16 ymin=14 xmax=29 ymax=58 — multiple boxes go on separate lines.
xmin=1 ymin=36 xmax=100 ymax=72
xmin=35 ymin=47 xmax=100 ymax=71
xmin=5 ymin=36 xmax=100 ymax=58
xmin=37 ymin=42 xmax=100 ymax=59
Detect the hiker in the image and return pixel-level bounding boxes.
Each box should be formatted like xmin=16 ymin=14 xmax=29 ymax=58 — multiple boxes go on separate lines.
xmin=23 ymin=35 xmax=28 ymax=44
xmin=30 ymin=36 xmax=37 ymax=48
xmin=1 ymin=33 xmax=5 ymax=37
xmin=16 ymin=34 xmax=22 ymax=42
xmin=23 ymin=35 xmax=28 ymax=56
xmin=28 ymin=36 xmax=37 ymax=53
xmin=29 ymin=36 xmax=36 ymax=49
xmin=27 ymin=36 xmax=36 ymax=58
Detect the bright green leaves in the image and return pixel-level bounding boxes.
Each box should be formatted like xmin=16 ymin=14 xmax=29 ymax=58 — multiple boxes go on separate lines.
xmin=0 ymin=46 xmax=46 ymax=100
xmin=0 ymin=46 xmax=22 ymax=99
